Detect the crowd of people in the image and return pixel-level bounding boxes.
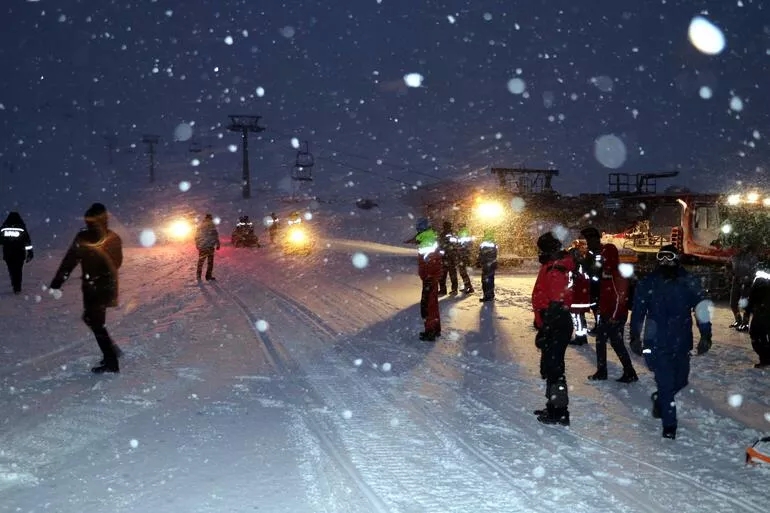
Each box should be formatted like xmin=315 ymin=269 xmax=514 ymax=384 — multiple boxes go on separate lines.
xmin=408 ymin=218 xmax=770 ymax=440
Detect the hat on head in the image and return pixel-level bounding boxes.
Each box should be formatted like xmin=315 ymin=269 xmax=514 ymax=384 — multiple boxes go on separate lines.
xmin=482 ymin=229 xmax=496 ymax=243
xmin=656 ymin=244 xmax=680 ymax=266
xmin=416 ymin=218 xmax=430 ymax=233
xmin=537 ymin=232 xmax=562 ymax=254
xmin=580 ymin=226 xmax=601 ymax=240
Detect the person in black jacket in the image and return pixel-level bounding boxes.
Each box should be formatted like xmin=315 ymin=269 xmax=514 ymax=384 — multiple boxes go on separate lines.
xmin=0 ymin=212 xmax=34 ymax=294
xmin=195 ymin=213 xmax=220 ymax=281
xmin=746 ymin=262 xmax=770 ymax=368
xmin=49 ymin=203 xmax=123 ymax=374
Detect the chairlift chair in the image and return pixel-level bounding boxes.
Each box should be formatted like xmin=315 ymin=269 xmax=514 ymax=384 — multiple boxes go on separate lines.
xmin=292 ymin=141 xmax=314 ymax=182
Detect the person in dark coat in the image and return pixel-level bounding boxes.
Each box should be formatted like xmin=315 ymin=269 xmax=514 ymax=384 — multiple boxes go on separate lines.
xmin=630 ymin=244 xmax=712 ymax=440
xmin=438 ymin=221 xmax=460 ymax=296
xmin=0 ymin=212 xmax=34 ymax=294
xmin=268 ymin=212 xmax=279 ymax=244
xmin=195 ymin=213 xmax=220 ymax=281
xmin=455 ymin=223 xmax=474 ymax=293
xmin=567 ymin=239 xmax=592 ymax=346
xmin=580 ymin=227 xmax=603 ymax=333
xmin=588 ymin=242 xmax=638 ymax=383
xmin=727 ymin=243 xmax=760 ymax=331
xmin=532 ymin=232 xmax=574 ymax=426
xmin=49 ymin=203 xmax=123 ymax=374
xmin=476 ymin=229 xmax=498 ymax=302
xmin=745 ymin=262 xmax=770 ymax=368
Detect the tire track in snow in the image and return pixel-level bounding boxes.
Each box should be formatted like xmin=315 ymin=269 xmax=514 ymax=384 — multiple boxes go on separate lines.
xmin=206 ymin=281 xmax=393 ymax=513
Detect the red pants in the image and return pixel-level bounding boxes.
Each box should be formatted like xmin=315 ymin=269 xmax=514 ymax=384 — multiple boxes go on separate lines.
xmin=421 ymin=278 xmax=441 ymax=335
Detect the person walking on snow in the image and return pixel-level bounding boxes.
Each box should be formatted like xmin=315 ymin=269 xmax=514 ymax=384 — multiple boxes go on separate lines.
xmin=587 ymin=241 xmax=638 ymax=383
xmin=727 ymin=243 xmax=760 ymax=331
xmin=0 ymin=212 xmax=34 ymax=294
xmin=415 ymin=219 xmax=443 ymax=341
xmin=195 ymin=213 xmax=220 ymax=281
xmin=629 ymin=244 xmax=712 ymax=440
xmin=532 ymin=232 xmax=574 ymax=426
xmin=745 ymin=261 xmax=770 ymax=368
xmin=476 ymin=229 xmax=498 ymax=302
xmin=49 ymin=203 xmax=123 ymax=374
xmin=455 ymin=223 xmax=474 ymax=293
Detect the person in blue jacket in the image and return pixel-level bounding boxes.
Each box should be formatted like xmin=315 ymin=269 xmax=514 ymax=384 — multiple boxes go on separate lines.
xmin=629 ymin=244 xmax=712 ymax=440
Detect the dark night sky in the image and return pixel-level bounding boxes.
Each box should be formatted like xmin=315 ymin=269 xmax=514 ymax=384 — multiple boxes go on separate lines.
xmin=0 ymin=0 xmax=768 ymax=200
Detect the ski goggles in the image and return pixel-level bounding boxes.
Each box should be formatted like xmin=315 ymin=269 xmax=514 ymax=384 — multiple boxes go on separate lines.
xmin=656 ymin=251 xmax=679 ymax=262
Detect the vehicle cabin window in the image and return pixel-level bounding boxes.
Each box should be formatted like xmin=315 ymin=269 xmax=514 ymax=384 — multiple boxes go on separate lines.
xmin=693 ymin=205 xmax=720 ymax=246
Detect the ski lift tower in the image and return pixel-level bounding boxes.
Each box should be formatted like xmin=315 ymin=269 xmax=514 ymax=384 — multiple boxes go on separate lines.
xmin=142 ymin=134 xmax=160 ymax=183
xmin=227 ymin=115 xmax=265 ymax=199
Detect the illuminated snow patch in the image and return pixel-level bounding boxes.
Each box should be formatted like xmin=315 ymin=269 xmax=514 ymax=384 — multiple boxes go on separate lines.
xmin=404 ymin=73 xmax=424 ymax=88
xmin=618 ymin=263 xmax=635 ymax=278
xmin=256 ymin=86 xmax=265 ymax=97
xmin=173 ymin=123 xmax=193 ymax=141
xmin=228 ymin=144 xmax=238 ymax=152
xmin=351 ymin=252 xmax=369 ymax=269
xmin=694 ymin=299 xmax=714 ymax=323
xmin=688 ymin=16 xmax=726 ymax=55
xmin=191 ymin=158 xmax=200 ymax=167
xmin=353 ymin=358 xmax=363 ymax=367
xmin=447 ymin=331 xmax=461 ymax=342
xmin=765 ymin=412 xmax=770 ymax=423
xmin=179 ymin=181 xmax=191 ymax=192
xmin=224 ymin=35 xmax=234 ymax=45
xmin=341 ymin=410 xmax=353 ymax=419
xmin=129 ymin=439 xmax=139 ymax=449
xmin=280 ymin=26 xmax=295 ymax=38
xmin=730 ymin=96 xmax=744 ymax=112
xmin=381 ymin=362 xmax=392 ymax=372
xmin=510 ymin=196 xmax=526 ymax=212
xmin=594 ymin=134 xmax=627 ymax=169
xmin=699 ymin=86 xmax=713 ymax=99
xmin=728 ymin=394 xmax=743 ymax=408
xmin=139 ymin=229 xmax=157 ymax=247
xmin=390 ymin=418 xmax=400 ymax=427
xmin=532 ymin=466 xmax=546 ymax=478
xmin=291 ymin=137 xmax=300 ymax=149
xmin=507 ymin=77 xmax=526 ymax=94
xmin=255 ymin=320 xmax=269 ymax=332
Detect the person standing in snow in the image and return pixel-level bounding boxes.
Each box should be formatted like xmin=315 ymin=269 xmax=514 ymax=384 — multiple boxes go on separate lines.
xmin=588 ymin=241 xmax=638 ymax=383
xmin=268 ymin=212 xmax=279 ymax=245
xmin=476 ymin=229 xmax=498 ymax=302
xmin=745 ymin=261 xmax=770 ymax=368
xmin=629 ymin=244 xmax=712 ymax=440
xmin=438 ymin=220 xmax=460 ymax=296
xmin=580 ymin=227 xmax=603 ymax=333
xmin=727 ymin=243 xmax=760 ymax=332
xmin=567 ymin=239 xmax=591 ymax=346
xmin=415 ymin=218 xmax=443 ymax=341
xmin=531 ymin=232 xmax=574 ymax=426
xmin=0 ymin=211 xmax=34 ymax=294
xmin=49 ymin=203 xmax=123 ymax=374
xmin=455 ymin=223 xmax=474 ymax=293
xmin=195 ymin=213 xmax=220 ymax=281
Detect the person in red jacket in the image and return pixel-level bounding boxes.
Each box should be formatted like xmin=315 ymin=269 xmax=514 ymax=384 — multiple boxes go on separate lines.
xmin=415 ymin=219 xmax=443 ymax=341
xmin=567 ymin=240 xmax=592 ymax=346
xmin=587 ymin=239 xmax=638 ymax=382
xmin=532 ymin=232 xmax=575 ymax=426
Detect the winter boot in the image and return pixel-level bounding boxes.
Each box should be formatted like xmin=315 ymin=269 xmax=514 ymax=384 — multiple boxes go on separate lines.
xmin=419 ymin=331 xmax=437 ymax=342
xmin=588 ymin=369 xmax=608 ymax=381
xmin=651 ymin=392 xmax=661 ymax=419
xmin=449 ymin=289 xmax=459 ymax=296
xmin=616 ymin=370 xmax=639 ymax=383
xmin=662 ymin=426 xmax=676 ymax=440
xmin=91 ymin=364 xmax=119 ymax=374
xmin=537 ymin=406 xmax=570 ymax=426
xmin=99 ymin=345 xmax=124 ymax=366
xmin=462 ymin=286 xmax=475 ymax=294
xmin=569 ymin=335 xmax=588 ymax=346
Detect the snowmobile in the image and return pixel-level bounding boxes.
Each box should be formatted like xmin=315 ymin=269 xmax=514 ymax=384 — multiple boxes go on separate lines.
xmin=231 ymin=216 xmax=261 ymax=248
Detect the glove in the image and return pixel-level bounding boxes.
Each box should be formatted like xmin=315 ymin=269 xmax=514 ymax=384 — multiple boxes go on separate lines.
xmin=25 ymin=249 xmax=34 ymax=263
xmin=533 ymin=310 xmax=544 ymax=330
xmin=629 ymin=336 xmax=643 ymax=356
xmin=697 ymin=335 xmax=712 ymax=355
xmin=535 ymin=329 xmax=546 ymax=350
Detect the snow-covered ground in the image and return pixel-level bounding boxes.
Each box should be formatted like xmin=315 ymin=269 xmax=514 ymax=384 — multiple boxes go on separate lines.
xmin=1 ymin=192 xmax=769 ymax=512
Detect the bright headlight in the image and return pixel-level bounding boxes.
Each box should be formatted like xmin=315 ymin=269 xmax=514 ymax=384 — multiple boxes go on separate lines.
xmin=288 ymin=226 xmax=308 ymax=244
xmin=475 ymin=200 xmax=504 ymax=220
xmin=166 ymin=218 xmax=193 ymax=240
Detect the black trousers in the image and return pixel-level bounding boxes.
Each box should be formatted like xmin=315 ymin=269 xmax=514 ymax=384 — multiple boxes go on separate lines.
xmin=481 ymin=269 xmax=495 ymax=299
xmin=595 ymin=317 xmax=635 ymax=374
xmin=197 ymin=249 xmax=215 ymax=279
xmin=4 ymin=257 xmax=24 ymax=293
xmin=750 ymin=315 xmax=770 ymax=365
xmin=537 ymin=306 xmax=573 ymax=410
xmin=83 ymin=302 xmax=119 ymax=369
xmin=440 ymin=255 xmax=458 ymax=293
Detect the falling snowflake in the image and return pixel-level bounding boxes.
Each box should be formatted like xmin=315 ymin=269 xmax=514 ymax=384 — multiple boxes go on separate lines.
xmin=403 ymin=73 xmax=424 ymax=88
xmin=688 ymin=16 xmax=726 ymax=55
